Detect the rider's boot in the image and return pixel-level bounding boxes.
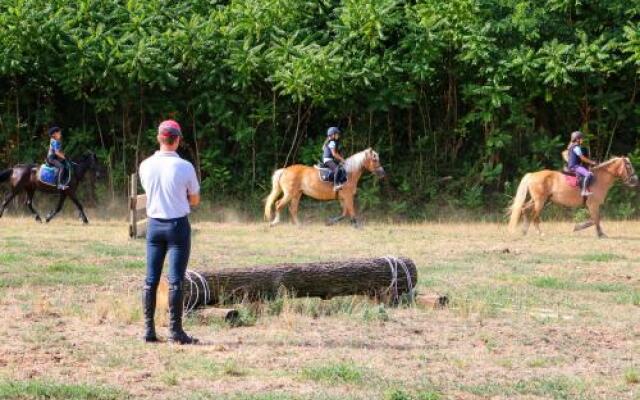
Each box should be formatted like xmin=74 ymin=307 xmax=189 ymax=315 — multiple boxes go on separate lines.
xmin=333 ymin=171 xmax=343 ymax=191
xmin=167 ymin=284 xmax=198 ymax=345
xmin=581 ymin=178 xmax=592 ymax=197
xmin=142 ymin=284 xmax=159 ymax=343
xmin=57 ymin=168 xmax=68 ymax=190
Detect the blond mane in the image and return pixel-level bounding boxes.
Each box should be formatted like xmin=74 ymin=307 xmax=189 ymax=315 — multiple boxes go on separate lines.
xmin=344 ymin=150 xmax=368 ymax=173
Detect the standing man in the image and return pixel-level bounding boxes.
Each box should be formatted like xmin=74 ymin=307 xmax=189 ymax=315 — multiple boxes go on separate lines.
xmin=139 ymin=120 xmax=201 ymax=345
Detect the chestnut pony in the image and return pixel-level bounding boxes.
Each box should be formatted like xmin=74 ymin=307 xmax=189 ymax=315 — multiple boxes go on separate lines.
xmin=508 ymin=157 xmax=638 ymax=237
xmin=265 ymin=148 xmax=386 ymax=226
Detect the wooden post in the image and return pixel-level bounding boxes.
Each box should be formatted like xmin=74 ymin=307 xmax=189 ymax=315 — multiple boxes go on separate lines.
xmin=416 ymin=294 xmax=449 ymax=309
xmin=129 ymin=173 xmax=137 ymax=238
xmin=128 ymin=173 xmax=148 ymax=239
xmin=198 ymin=308 xmax=240 ymax=323
xmin=135 ymin=193 xmax=147 ymax=239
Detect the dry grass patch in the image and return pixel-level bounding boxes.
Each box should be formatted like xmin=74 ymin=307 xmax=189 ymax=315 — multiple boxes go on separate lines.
xmin=1 ymin=217 xmax=640 ymax=398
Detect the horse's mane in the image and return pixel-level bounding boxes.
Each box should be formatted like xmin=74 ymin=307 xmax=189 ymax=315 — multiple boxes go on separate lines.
xmin=344 ymin=150 xmax=369 ymax=173
xmin=593 ymin=157 xmax=624 ymax=170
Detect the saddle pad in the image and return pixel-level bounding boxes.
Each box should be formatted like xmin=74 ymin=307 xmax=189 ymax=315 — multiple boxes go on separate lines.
xmin=564 ymin=174 xmax=579 ymax=188
xmin=38 ymin=164 xmax=58 ymax=186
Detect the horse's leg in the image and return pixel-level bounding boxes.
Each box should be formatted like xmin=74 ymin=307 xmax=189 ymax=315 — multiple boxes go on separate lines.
xmin=327 ymin=197 xmax=345 ymax=226
xmin=587 ymin=203 xmax=606 ymax=238
xmin=68 ymin=192 xmax=89 ymax=224
xmin=46 ymin=193 xmax=67 ymax=223
xmin=340 ymin=194 xmax=361 ymax=228
xmin=271 ymin=192 xmax=292 ymax=227
xmin=331 ymin=193 xmax=360 ymax=228
xmin=288 ymin=193 xmax=302 ymax=225
xmin=521 ymin=200 xmax=534 ymax=235
xmin=531 ymin=198 xmax=546 ymax=236
xmin=573 ymin=220 xmax=595 ymax=232
xmin=25 ymin=190 xmax=42 ymax=223
xmin=0 ymin=191 xmax=18 ymax=218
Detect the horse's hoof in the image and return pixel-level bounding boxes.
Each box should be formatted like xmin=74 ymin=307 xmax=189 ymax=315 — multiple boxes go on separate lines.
xmin=35 ymin=217 xmax=42 ymax=223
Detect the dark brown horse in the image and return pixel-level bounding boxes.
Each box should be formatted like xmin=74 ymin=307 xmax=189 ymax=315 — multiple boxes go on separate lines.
xmin=0 ymin=153 xmax=99 ymax=224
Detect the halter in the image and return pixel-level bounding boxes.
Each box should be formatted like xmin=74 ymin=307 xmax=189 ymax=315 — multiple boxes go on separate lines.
xmin=621 ymin=159 xmax=638 ymax=185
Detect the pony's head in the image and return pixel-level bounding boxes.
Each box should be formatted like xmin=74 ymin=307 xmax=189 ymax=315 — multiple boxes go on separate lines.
xmin=344 ymin=148 xmax=386 ymax=178
xmin=595 ymin=157 xmax=638 ymax=187
xmin=76 ymin=152 xmax=104 ymax=179
xmin=619 ymin=157 xmax=638 ymax=187
xmin=362 ymin=148 xmax=386 ymax=178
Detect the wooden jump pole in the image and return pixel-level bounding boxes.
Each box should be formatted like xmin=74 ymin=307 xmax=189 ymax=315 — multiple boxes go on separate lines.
xmin=158 ymin=256 xmax=418 ymax=308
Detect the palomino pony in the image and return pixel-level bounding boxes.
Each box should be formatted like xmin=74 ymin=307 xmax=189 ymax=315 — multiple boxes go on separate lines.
xmin=265 ymin=148 xmax=386 ymax=226
xmin=0 ymin=153 xmax=99 ymax=224
xmin=508 ymin=157 xmax=638 ymax=237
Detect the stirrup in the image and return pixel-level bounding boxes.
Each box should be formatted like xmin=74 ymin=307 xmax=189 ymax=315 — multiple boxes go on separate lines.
xmin=333 ymin=184 xmax=343 ymax=192
xmin=581 ymin=190 xmax=593 ymax=197
xmin=57 ymin=184 xmax=69 ymax=190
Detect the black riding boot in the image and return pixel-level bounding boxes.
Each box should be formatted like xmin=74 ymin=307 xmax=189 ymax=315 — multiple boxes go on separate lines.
xmin=581 ymin=175 xmax=593 ymax=196
xmin=143 ymin=284 xmax=158 ymax=343
xmin=333 ymin=168 xmax=343 ymax=191
xmin=168 ymin=284 xmax=198 ymax=345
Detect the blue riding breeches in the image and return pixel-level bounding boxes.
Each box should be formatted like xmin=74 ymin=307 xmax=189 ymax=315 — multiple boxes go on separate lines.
xmin=145 ymin=216 xmax=191 ymax=290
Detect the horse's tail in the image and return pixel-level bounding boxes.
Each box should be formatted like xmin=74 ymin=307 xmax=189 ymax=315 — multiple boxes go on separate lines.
xmin=508 ymin=173 xmax=531 ymax=233
xmin=0 ymin=168 xmax=11 ymax=184
xmin=264 ymin=168 xmax=285 ymax=221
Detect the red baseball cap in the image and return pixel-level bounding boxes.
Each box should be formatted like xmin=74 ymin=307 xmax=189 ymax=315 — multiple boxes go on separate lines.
xmin=158 ymin=120 xmax=182 ymax=137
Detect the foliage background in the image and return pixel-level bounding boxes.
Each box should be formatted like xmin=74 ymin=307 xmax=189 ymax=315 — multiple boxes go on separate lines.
xmin=0 ymin=0 xmax=639 ymax=218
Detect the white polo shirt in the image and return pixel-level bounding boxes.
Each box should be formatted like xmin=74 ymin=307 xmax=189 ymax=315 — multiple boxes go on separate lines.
xmin=139 ymin=151 xmax=200 ymax=219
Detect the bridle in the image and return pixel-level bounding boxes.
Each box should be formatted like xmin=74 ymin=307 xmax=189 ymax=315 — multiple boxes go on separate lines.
xmin=597 ymin=158 xmax=638 ymax=186
xmin=621 ymin=159 xmax=638 ymax=186
xmin=366 ymin=152 xmax=385 ymax=177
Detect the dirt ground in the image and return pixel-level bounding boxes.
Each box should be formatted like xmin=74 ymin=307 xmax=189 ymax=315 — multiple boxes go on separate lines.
xmin=0 ymin=215 xmax=639 ymax=399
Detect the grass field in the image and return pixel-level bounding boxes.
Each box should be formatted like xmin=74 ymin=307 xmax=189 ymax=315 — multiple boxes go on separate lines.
xmin=1 ymin=214 xmax=639 ymax=399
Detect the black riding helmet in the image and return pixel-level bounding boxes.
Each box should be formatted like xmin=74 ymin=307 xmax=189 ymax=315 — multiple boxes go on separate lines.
xmin=48 ymin=126 xmax=62 ymax=137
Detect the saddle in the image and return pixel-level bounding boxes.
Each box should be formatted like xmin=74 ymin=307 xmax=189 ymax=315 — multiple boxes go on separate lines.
xmin=314 ymin=163 xmax=347 ymax=185
xmin=560 ymin=167 xmax=595 ymax=189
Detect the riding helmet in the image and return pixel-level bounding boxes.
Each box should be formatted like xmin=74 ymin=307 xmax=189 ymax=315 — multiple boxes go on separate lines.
xmin=570 ymin=131 xmax=583 ymax=141
xmin=47 ymin=126 xmax=61 ymax=137
xmin=327 ymin=127 xmax=340 ymax=136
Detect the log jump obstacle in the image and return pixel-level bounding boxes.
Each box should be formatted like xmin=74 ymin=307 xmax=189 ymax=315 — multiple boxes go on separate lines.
xmin=128 ymin=173 xmax=147 ymax=239
xmin=158 ymin=256 xmax=419 ymax=311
